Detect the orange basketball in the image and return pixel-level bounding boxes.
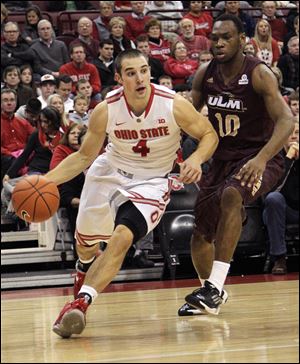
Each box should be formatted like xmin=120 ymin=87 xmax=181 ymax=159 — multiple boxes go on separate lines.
xmin=12 ymin=175 xmax=60 ymax=223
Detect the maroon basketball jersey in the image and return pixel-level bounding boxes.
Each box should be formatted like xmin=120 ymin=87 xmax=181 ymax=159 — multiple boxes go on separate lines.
xmin=201 ymin=56 xmax=274 ymax=160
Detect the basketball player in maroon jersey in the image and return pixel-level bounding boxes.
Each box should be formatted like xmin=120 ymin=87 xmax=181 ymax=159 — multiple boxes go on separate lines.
xmin=179 ymin=14 xmax=294 ymax=316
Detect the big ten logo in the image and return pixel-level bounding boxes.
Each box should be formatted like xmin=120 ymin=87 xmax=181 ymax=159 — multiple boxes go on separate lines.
xmin=158 ymin=118 xmax=166 ymax=124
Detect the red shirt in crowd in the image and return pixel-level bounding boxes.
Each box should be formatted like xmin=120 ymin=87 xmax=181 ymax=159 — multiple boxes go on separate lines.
xmin=164 ymin=57 xmax=199 ymax=85
xmin=183 ymin=12 xmax=213 ymax=38
xmin=1 ymin=112 xmax=35 ymax=156
xmin=59 ymin=61 xmax=101 ymax=94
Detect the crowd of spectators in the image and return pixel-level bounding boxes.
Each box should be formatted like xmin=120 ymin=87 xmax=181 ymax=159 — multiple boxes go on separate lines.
xmin=1 ymin=0 xmax=299 ymax=271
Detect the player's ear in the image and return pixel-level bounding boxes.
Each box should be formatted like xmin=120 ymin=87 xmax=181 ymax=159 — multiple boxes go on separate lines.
xmin=114 ymin=72 xmax=123 ymax=85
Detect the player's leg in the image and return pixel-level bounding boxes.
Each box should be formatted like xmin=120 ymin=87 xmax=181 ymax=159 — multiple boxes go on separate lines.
xmin=179 ymin=231 xmax=228 ymax=316
xmin=53 ymin=201 xmax=147 ymax=338
xmin=184 ymin=186 xmax=242 ymax=315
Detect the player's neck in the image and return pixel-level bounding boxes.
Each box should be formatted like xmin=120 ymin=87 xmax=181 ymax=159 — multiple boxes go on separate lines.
xmin=125 ymin=87 xmax=152 ymax=117
xmin=219 ymin=53 xmax=245 ymax=82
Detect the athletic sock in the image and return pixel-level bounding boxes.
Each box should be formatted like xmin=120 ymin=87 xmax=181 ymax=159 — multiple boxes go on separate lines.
xmin=207 ymin=260 xmax=230 ymax=294
xmin=78 ymin=285 xmax=98 ymax=304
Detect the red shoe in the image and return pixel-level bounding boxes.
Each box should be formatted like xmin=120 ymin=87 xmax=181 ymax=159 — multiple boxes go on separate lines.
xmin=52 ymin=298 xmax=89 ymax=338
xmin=73 ymin=270 xmax=86 ymax=299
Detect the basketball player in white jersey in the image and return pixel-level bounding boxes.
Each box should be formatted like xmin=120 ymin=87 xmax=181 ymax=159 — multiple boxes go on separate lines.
xmin=46 ymin=49 xmax=218 ymax=338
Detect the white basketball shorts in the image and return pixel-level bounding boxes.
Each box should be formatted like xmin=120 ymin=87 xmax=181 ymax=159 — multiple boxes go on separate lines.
xmin=75 ymin=154 xmax=172 ymax=247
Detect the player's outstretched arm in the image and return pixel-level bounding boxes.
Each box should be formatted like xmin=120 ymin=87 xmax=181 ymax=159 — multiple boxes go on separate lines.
xmin=45 ymin=101 xmax=108 ymax=186
xmin=173 ymin=94 xmax=219 ymax=184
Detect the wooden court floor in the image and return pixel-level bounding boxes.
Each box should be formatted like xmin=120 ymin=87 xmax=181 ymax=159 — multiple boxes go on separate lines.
xmin=1 ymin=274 xmax=299 ymax=363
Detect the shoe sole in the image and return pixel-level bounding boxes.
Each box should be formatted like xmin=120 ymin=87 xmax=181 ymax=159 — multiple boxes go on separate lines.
xmin=52 ymin=309 xmax=86 ymax=338
xmin=185 ymin=295 xmax=220 ymax=315
xmin=178 ymin=307 xmax=204 ymax=316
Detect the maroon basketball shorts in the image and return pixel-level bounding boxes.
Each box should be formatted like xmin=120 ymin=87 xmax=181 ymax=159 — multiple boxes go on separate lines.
xmin=194 ymin=153 xmax=285 ymax=242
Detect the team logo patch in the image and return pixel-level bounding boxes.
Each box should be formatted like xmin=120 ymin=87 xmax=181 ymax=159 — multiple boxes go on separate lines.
xmin=238 ymin=74 xmax=249 ymax=85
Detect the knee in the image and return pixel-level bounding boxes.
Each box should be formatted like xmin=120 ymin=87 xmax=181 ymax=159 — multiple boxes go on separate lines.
xmin=264 ymin=192 xmax=285 ymax=209
xmin=112 ymin=225 xmax=134 ymax=252
xmin=220 ymin=187 xmax=243 ymax=211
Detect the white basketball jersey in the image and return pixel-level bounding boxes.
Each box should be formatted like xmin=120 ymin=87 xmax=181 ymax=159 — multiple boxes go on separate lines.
xmin=105 ymin=84 xmax=181 ymax=178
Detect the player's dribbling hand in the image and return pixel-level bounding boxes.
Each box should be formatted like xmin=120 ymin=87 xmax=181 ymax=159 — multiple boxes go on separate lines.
xmin=178 ymin=160 xmax=202 ymax=184
xmin=235 ymin=156 xmax=267 ymax=188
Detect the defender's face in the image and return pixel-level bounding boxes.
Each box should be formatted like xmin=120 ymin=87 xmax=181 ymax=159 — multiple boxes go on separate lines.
xmin=116 ymin=56 xmax=151 ymax=99
xmin=211 ymin=20 xmax=244 ymax=63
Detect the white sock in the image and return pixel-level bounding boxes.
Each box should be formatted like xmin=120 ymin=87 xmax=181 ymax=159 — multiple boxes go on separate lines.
xmin=198 ymin=276 xmax=205 ymax=287
xmin=79 ymin=285 xmax=98 ymax=304
xmin=207 ymin=261 xmax=230 ymax=294
xmin=80 ymin=257 xmax=95 ymax=264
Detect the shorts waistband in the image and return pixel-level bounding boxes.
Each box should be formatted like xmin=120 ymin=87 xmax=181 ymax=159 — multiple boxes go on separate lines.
xmin=116 ymin=168 xmax=167 ymax=180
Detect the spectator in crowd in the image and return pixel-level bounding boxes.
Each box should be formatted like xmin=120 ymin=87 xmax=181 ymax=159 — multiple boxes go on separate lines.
xmin=2 ymin=65 xmax=34 ymax=108
xmin=1 ymin=88 xmax=34 ymax=187
xmin=218 ymin=1 xmax=255 ymax=38
xmin=278 ymin=36 xmax=299 ymax=90
xmin=56 ymin=74 xmax=74 ymax=114
xmin=145 ymin=18 xmax=171 ymax=63
xmin=2 ymin=1 xmax=32 ymax=12
xmin=15 ymin=97 xmax=42 ymax=127
xmin=187 ymin=49 xmax=213 ymax=88
xmin=158 ymin=74 xmax=173 ymax=89
xmin=287 ymin=90 xmax=299 ymax=117
xmin=213 ymin=1 xmax=261 ymax=19
xmin=271 ymin=66 xmax=294 ymax=96
xmin=198 ymin=49 xmax=213 ymax=64
xmin=46 ymin=1 xmax=95 ymax=11
xmin=20 ymin=64 xmax=38 ymax=98
xmin=47 ymin=93 xmax=71 ymax=133
xmin=37 ymin=74 xmax=56 ymax=108
xmin=1 ymin=22 xmax=38 ymax=79
xmin=164 ymin=40 xmax=199 ymax=85
xmin=263 ymin=120 xmax=299 ymax=275
xmin=75 ymin=79 xmax=99 ymax=111
xmin=145 ymin=1 xmax=183 ymax=40
xmin=21 ymin=5 xmax=43 ymax=45
xmin=177 ymin=18 xmax=211 ymax=61
xmin=261 ymin=0 xmax=288 ymax=44
xmin=30 ymin=20 xmax=70 ymax=78
xmin=250 ymin=19 xmax=281 ymax=67
xmin=183 ymin=1 xmax=213 ymax=38
xmin=69 ymin=17 xmax=100 ymax=63
xmin=125 ymin=1 xmax=153 ymax=41
xmin=92 ymin=1 xmax=115 ymax=43
xmin=282 ymin=15 xmax=298 ymax=54
xmin=50 ymin=123 xmax=87 ymax=259
xmin=68 ymin=95 xmax=90 ymax=127
xmin=115 ymin=0 xmax=132 ymax=10
xmin=93 ymin=39 xmax=118 ymax=89
xmin=109 ymin=16 xmax=135 ymax=58
xmin=59 ymin=44 xmax=102 ymax=101
xmin=286 ymin=1 xmax=298 ymax=34
xmin=243 ymin=41 xmax=257 ymax=57
xmin=135 ymin=34 xmax=164 ymax=84
xmin=2 ymin=106 xmax=63 ymax=184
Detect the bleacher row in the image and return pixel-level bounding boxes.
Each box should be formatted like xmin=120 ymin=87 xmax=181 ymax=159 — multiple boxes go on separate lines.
xmin=6 ymin=3 xmax=291 ymax=37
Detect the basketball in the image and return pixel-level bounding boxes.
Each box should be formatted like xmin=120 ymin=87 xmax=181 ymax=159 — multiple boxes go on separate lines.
xmin=11 ymin=175 xmax=60 ymax=223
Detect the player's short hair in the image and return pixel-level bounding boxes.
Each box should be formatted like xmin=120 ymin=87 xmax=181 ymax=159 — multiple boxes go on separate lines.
xmin=115 ymin=49 xmax=148 ymax=74
xmin=215 ymin=14 xmax=245 ymax=34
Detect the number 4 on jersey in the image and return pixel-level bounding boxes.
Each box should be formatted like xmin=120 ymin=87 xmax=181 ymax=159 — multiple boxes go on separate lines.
xmin=132 ymin=140 xmax=150 ymax=157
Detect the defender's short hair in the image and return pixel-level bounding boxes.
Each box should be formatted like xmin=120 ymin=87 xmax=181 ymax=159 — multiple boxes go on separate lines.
xmin=215 ymin=14 xmax=245 ymax=34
